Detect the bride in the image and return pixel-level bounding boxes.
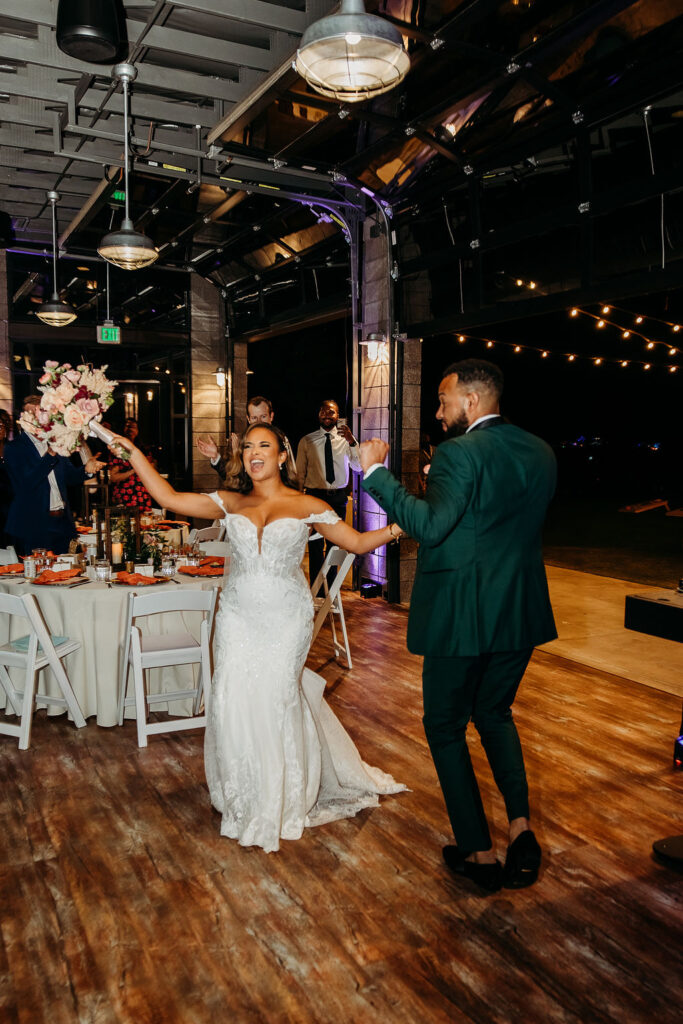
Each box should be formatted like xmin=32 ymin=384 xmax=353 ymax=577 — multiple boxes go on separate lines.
xmin=109 ymin=423 xmax=405 ymax=852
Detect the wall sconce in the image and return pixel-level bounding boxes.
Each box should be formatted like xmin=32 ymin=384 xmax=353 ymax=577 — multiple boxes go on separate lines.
xmin=214 ymin=366 xmax=226 ymax=388
xmin=360 ymin=331 xmax=387 ymax=362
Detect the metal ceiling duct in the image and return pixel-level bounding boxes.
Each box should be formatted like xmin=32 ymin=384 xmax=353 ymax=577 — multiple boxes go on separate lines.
xmin=56 ymin=0 xmax=123 ymax=64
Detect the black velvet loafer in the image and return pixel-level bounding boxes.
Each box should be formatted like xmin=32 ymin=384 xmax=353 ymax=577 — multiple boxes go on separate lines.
xmin=503 ymin=829 xmax=542 ymax=889
xmin=442 ymin=846 xmax=503 ymax=893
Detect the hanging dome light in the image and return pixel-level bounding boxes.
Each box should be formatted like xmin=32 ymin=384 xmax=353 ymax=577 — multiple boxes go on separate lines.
xmin=98 ymin=63 xmax=158 ymax=270
xmin=295 ymin=0 xmax=410 ymax=103
xmin=98 ymin=216 xmax=158 ymax=270
xmin=56 ymin=0 xmax=122 ymax=63
xmin=36 ymin=191 xmax=77 ymax=327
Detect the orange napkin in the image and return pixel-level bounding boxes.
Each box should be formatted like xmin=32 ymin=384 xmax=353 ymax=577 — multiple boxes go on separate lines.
xmin=178 ymin=565 xmax=223 ymax=577
xmin=76 ymin=525 xmax=92 ymax=534
xmin=0 ymin=564 xmax=24 ymax=574
xmin=22 ymin=551 xmax=56 ymax=559
xmin=200 ymin=556 xmax=224 ymax=567
xmin=34 ymin=568 xmax=84 ymax=584
xmin=115 ymin=571 xmax=158 ymax=586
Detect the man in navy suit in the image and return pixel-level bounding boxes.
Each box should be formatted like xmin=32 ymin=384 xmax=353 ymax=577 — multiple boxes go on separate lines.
xmin=4 ymin=395 xmax=103 ymax=555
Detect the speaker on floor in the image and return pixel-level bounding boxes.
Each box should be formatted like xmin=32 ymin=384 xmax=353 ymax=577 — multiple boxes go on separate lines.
xmin=56 ymin=0 xmax=126 ymax=63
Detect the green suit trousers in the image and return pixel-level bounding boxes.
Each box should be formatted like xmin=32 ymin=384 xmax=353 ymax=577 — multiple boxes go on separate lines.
xmin=422 ymin=648 xmax=533 ymax=851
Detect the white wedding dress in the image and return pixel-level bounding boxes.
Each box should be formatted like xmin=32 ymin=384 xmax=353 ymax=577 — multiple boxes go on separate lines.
xmin=204 ymin=493 xmax=405 ymax=852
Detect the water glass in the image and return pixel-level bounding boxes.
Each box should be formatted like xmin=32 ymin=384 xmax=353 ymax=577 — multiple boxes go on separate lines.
xmin=24 ymin=557 xmax=36 ymax=580
xmin=95 ymin=559 xmax=111 ymax=583
xmin=160 ymin=557 xmax=176 ymax=579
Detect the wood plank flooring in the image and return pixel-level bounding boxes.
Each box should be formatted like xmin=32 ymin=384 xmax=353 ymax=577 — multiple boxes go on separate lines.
xmin=1 ymin=592 xmax=682 ymax=1024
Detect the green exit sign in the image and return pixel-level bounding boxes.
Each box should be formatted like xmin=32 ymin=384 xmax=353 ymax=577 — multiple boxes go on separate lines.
xmin=97 ymin=322 xmax=121 ymax=344
xmin=112 ymin=189 xmax=126 ymax=201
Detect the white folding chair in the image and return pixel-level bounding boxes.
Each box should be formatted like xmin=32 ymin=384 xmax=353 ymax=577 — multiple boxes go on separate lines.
xmin=0 ymin=592 xmax=85 ymax=749
xmin=310 ymin=546 xmax=355 ymax=669
xmin=117 ymin=586 xmax=219 ymax=747
xmin=0 ymin=545 xmax=18 ymax=565
xmin=188 ymin=524 xmax=225 ymax=544
xmin=198 ymin=540 xmax=230 ymax=557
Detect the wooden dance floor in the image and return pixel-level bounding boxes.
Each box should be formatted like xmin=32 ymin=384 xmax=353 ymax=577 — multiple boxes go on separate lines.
xmin=1 ymin=591 xmax=682 ymax=1023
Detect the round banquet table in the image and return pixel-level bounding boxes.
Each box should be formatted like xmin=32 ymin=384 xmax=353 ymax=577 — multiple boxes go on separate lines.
xmin=0 ymin=572 xmax=223 ymax=727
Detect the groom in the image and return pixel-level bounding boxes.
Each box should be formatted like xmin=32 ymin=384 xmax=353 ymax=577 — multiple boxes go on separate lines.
xmin=360 ymin=359 xmax=557 ymax=893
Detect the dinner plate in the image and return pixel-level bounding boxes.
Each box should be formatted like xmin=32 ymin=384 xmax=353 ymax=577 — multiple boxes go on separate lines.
xmin=32 ymin=575 xmax=86 ymax=586
xmin=177 ymin=568 xmax=223 ymax=577
xmin=0 ymin=569 xmax=25 ymax=577
xmin=111 ymin=577 xmax=168 ymax=586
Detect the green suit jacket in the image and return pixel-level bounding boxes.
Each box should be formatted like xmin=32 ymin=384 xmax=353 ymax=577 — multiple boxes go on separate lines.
xmin=361 ymin=419 xmax=557 ymax=657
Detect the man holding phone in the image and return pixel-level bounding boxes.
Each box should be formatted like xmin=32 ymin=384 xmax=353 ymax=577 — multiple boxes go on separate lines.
xmin=296 ymin=399 xmax=361 ymax=592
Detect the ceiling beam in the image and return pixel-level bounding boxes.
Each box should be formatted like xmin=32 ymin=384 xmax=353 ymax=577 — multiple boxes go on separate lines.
xmin=0 ymin=26 xmax=242 ymax=103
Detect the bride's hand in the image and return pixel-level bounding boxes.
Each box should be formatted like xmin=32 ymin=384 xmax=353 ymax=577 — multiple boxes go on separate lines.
xmin=107 ymin=432 xmax=135 ymax=455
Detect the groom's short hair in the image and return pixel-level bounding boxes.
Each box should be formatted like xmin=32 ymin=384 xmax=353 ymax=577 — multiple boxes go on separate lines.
xmin=443 ymin=359 xmax=503 ymax=400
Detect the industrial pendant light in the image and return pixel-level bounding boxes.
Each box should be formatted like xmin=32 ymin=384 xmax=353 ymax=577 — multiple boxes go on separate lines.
xmin=36 ymin=191 xmax=77 ymax=328
xmin=98 ymin=63 xmax=158 ymax=271
xmin=295 ymin=0 xmax=410 ymax=103
xmin=56 ymin=0 xmax=122 ymax=63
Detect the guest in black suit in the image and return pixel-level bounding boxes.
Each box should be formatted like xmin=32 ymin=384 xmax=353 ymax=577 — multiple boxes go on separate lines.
xmin=4 ymin=395 xmax=104 ymax=555
xmin=0 ymin=409 xmax=14 ymax=547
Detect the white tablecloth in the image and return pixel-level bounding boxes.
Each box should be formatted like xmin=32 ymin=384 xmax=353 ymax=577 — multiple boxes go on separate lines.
xmin=0 ymin=575 xmax=222 ymax=727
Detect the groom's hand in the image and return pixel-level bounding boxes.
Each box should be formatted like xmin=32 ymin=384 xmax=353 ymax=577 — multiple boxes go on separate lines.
xmin=360 ymin=438 xmax=389 ymax=472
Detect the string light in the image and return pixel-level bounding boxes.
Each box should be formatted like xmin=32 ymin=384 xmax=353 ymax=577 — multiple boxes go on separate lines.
xmin=450 ymin=331 xmax=677 ymax=373
xmin=635 ymin=316 xmax=643 ymax=324
xmin=528 ymin=281 xmax=536 ymax=290
xmin=602 ymin=306 xmax=610 ymax=314
xmin=570 ymin=306 xmax=679 ymax=355
xmin=673 ymin=325 xmax=680 ymax=333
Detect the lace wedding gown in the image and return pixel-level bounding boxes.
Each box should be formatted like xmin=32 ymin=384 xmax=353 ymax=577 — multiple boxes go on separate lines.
xmin=204 ymin=493 xmax=405 ymax=852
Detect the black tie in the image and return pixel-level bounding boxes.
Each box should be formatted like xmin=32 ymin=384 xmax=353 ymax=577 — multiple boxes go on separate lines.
xmin=324 ymin=432 xmax=335 ymax=484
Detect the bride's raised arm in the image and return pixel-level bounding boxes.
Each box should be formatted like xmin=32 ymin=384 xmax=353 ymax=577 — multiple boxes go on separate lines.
xmin=107 ymin=433 xmax=235 ymax=521
xmin=312 ymin=507 xmax=403 ymax=555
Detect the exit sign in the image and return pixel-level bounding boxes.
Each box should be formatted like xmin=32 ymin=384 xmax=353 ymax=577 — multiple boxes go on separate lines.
xmin=97 ymin=322 xmax=121 ymax=344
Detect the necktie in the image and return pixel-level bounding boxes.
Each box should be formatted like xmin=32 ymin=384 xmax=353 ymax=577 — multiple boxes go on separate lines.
xmin=324 ymin=432 xmax=335 ymax=485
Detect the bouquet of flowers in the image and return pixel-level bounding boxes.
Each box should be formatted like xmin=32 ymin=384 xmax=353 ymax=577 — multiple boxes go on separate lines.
xmin=18 ymin=360 xmax=118 ymax=457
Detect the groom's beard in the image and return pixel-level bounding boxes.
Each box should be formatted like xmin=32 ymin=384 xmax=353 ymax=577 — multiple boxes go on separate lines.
xmin=442 ymin=412 xmax=469 ymax=440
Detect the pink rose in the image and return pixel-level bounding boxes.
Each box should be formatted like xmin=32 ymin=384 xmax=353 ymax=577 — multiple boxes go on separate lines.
xmin=63 ymin=406 xmax=86 ymax=430
xmin=39 ymin=373 xmax=50 ymax=384
xmin=44 ymin=360 xmax=59 ymax=369
xmin=37 ymin=410 xmax=51 ymax=426
xmin=65 ymin=369 xmax=81 ymax=384
xmin=54 ymin=381 xmax=76 ymax=404
xmin=76 ymin=398 xmax=100 ymax=419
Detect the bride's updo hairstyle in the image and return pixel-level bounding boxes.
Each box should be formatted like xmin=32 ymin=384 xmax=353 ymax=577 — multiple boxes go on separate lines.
xmin=224 ymin=422 xmax=298 ymax=493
